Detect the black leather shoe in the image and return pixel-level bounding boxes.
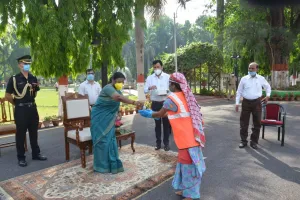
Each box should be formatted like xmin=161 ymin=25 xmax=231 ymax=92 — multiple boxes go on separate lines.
xmin=32 ymin=154 xmax=47 ymax=161
xmin=239 ymin=142 xmax=247 ymax=148
xmin=250 ymin=141 xmax=258 ymax=149
xmin=18 ymin=160 xmax=27 ymax=167
xmin=155 ymin=146 xmax=161 ymax=150
xmin=164 ymin=145 xmax=170 ymax=151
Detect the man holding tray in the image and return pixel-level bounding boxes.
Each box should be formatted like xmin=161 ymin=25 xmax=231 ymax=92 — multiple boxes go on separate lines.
xmin=144 ymin=60 xmax=171 ymax=151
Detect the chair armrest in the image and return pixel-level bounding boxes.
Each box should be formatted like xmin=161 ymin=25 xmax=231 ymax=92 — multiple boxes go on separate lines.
xmin=63 ymin=122 xmax=83 ymax=145
xmin=63 ymin=122 xmax=82 ymax=129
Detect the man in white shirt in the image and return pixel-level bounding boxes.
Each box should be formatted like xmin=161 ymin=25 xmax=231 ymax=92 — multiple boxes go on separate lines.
xmin=144 ymin=60 xmax=171 ymax=151
xmin=78 ymin=69 xmax=101 ymax=106
xmin=236 ymin=62 xmax=271 ymax=149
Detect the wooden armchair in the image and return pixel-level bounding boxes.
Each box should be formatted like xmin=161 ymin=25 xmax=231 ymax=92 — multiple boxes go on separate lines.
xmin=0 ymin=98 xmax=27 ymax=155
xmin=61 ymin=93 xmax=92 ymax=168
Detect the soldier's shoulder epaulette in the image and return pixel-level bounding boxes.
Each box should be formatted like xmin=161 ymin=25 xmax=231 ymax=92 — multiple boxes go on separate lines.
xmin=13 ymin=73 xmax=20 ymax=77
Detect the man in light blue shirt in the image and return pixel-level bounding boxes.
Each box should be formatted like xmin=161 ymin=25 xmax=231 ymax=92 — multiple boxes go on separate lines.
xmin=144 ymin=60 xmax=171 ymax=151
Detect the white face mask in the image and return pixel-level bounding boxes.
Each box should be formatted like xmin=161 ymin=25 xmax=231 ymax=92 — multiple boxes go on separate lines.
xmin=154 ymin=69 xmax=162 ymax=76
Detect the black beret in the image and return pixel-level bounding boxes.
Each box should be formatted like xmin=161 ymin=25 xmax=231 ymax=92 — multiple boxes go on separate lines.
xmin=17 ymin=55 xmax=32 ymax=64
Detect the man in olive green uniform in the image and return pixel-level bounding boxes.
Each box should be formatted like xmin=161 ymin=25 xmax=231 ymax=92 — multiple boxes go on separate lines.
xmin=5 ymin=55 xmax=47 ymax=167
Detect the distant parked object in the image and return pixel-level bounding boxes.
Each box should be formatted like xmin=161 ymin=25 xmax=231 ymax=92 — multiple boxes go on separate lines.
xmin=54 ymin=82 xmax=58 ymax=91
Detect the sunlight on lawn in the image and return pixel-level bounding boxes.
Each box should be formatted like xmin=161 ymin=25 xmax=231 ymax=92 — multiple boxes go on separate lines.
xmin=0 ymin=89 xmax=59 ymax=119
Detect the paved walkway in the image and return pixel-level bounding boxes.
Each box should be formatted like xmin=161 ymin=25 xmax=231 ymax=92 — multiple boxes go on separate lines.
xmin=0 ymin=98 xmax=299 ymax=200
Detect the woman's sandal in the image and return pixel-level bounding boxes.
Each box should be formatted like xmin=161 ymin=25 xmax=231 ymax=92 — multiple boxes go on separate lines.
xmin=175 ymin=191 xmax=193 ymax=200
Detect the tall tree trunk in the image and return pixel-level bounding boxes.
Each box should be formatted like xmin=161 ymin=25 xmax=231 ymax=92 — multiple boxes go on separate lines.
xmin=216 ymin=0 xmax=224 ymax=51
xmin=135 ymin=7 xmax=145 ymax=101
xmin=147 ymin=53 xmax=150 ymax=75
xmin=269 ymin=7 xmax=289 ymax=89
xmin=290 ymin=7 xmax=300 ymax=85
xmin=101 ymin=61 xmax=108 ymax=87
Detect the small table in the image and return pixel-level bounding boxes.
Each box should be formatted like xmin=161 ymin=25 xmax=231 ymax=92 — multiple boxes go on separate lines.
xmin=116 ymin=129 xmax=135 ymax=153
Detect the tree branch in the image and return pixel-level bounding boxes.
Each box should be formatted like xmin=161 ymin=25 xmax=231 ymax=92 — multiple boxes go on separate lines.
xmin=291 ymin=8 xmax=300 ymax=34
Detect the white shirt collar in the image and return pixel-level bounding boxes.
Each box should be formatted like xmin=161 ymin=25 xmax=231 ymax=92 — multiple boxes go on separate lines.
xmin=85 ymin=80 xmax=95 ymax=84
xmin=153 ymin=71 xmax=165 ymax=78
xmin=246 ymin=74 xmax=258 ymax=79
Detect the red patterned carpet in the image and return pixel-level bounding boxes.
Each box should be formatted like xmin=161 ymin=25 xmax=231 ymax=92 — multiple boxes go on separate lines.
xmin=0 ymin=144 xmax=177 ymax=200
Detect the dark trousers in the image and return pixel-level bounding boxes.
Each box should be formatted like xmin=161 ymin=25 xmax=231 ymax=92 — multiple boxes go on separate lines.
xmin=151 ymin=101 xmax=170 ymax=147
xmin=14 ymin=105 xmax=40 ymax=161
xmin=240 ymin=98 xmax=262 ymax=144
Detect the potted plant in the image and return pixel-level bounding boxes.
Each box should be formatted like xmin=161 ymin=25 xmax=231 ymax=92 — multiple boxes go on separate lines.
xmin=269 ymin=96 xmax=273 ymax=101
xmin=51 ymin=115 xmax=60 ymax=126
xmin=284 ymin=93 xmax=289 ymax=101
xmin=120 ymin=107 xmax=125 ymax=116
xmin=38 ymin=121 xmax=43 ymax=129
xmin=272 ymin=93 xmax=278 ymax=101
xmin=296 ymin=94 xmax=300 ymax=101
xmin=277 ymin=95 xmax=283 ymax=101
xmin=129 ymin=105 xmax=134 ymax=114
xmin=124 ymin=106 xmax=129 ymax=115
xmin=290 ymin=93 xmax=295 ymax=101
xmin=43 ymin=116 xmax=52 ymax=128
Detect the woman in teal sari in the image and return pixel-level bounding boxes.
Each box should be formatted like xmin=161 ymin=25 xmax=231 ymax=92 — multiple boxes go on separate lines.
xmin=91 ymin=72 xmax=141 ymax=174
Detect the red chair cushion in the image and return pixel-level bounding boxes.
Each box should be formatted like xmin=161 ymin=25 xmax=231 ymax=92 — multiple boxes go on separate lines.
xmin=261 ymin=119 xmax=283 ymax=125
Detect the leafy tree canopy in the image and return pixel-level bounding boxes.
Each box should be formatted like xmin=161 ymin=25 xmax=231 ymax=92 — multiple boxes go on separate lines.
xmin=161 ymin=42 xmax=223 ymax=73
xmin=0 ymin=0 xmax=134 ymax=78
xmin=0 ymin=25 xmax=30 ymax=81
xmin=206 ymin=0 xmax=300 ymax=77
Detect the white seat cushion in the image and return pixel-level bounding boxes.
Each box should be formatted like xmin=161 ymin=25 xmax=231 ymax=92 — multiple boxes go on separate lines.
xmin=67 ymin=128 xmax=91 ymax=142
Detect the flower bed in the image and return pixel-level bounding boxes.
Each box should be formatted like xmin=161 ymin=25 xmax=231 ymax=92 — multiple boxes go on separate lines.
xmin=263 ymin=90 xmax=300 ymax=101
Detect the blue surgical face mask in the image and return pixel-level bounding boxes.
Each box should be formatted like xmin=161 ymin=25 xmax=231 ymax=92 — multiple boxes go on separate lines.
xmin=87 ymin=74 xmax=95 ymax=81
xmin=23 ymin=64 xmax=30 ymax=72
xmin=248 ymin=71 xmax=256 ymax=77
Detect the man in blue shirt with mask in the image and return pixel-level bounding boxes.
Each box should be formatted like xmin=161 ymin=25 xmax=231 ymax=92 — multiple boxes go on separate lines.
xmin=5 ymin=55 xmax=47 ymax=167
xmin=78 ymin=69 xmax=102 ymax=107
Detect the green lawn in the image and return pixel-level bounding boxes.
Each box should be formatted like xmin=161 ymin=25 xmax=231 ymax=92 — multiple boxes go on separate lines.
xmin=0 ymin=89 xmax=137 ymax=120
xmin=35 ymin=90 xmax=59 ymax=119
xmin=1 ymin=89 xmax=59 ymax=119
